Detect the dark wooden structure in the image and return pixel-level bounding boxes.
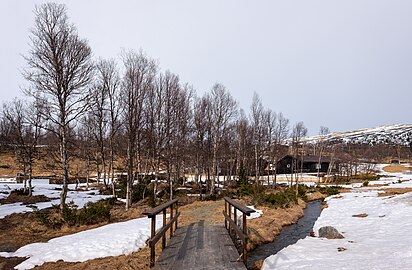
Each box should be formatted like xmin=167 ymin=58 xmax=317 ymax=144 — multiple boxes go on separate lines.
xmin=147 ymin=198 xmax=255 ymax=269
xmin=223 ymin=197 xmax=256 ymax=264
xmin=275 ymin=155 xmax=332 ymax=174
xmin=143 ymin=198 xmax=180 ymax=267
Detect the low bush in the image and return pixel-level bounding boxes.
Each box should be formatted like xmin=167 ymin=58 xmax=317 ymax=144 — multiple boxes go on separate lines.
xmin=11 ymin=187 xmax=33 ymax=196
xmin=317 ymin=186 xmax=341 ymax=196
xmin=36 ymin=199 xmax=113 ymax=228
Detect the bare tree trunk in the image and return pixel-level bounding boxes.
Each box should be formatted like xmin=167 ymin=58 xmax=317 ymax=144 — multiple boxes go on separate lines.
xmin=60 ymin=127 xmax=69 ymax=209
xmin=28 ymin=164 xmax=33 ymax=197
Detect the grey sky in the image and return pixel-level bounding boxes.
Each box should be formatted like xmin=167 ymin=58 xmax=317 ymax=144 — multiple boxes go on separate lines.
xmin=1 ymin=0 xmax=411 ymax=135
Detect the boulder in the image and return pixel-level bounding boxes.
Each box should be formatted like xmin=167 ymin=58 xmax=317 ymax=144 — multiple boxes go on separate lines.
xmin=318 ymin=226 xmax=344 ymax=239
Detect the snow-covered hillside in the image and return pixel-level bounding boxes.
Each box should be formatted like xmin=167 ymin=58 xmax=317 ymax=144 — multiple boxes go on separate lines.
xmin=301 ymin=124 xmax=412 ymax=146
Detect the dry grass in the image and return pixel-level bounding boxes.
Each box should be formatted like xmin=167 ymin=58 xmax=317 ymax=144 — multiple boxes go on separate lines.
xmin=378 ymin=188 xmax=412 ymax=197
xmin=382 ymin=164 xmax=411 ymax=173
xmin=247 ymin=199 xmax=306 ymax=251
xmin=352 ymin=213 xmax=368 ymax=218
xmin=0 ymin=193 xmax=52 ymax=205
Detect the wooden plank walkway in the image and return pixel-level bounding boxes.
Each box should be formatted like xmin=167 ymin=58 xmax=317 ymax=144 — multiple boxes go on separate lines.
xmin=154 ymin=220 xmax=247 ymax=270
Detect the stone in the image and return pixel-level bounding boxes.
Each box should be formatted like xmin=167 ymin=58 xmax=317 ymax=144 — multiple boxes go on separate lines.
xmin=318 ymin=226 xmax=344 ymax=239
xmin=0 ymin=242 xmax=17 ymax=252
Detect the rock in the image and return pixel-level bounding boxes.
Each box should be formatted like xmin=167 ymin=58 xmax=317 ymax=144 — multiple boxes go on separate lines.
xmin=0 ymin=242 xmax=17 ymax=252
xmin=337 ymin=247 xmax=347 ymax=252
xmin=318 ymin=226 xmax=344 ymax=239
xmin=249 ymin=259 xmax=264 ymax=270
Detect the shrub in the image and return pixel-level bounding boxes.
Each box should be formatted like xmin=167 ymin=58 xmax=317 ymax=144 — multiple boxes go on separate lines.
xmin=33 ymin=209 xmax=62 ymax=229
xmin=317 ymin=186 xmax=340 ymax=196
xmin=62 ymin=200 xmax=112 ymax=227
xmin=76 ymin=200 xmax=111 ymax=225
xmin=262 ymin=187 xmax=298 ymax=208
xmin=362 ymin=181 xmax=369 ymax=187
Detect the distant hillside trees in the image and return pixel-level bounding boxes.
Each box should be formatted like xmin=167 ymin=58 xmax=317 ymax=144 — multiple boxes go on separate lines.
xmin=2 ymin=99 xmax=43 ymax=196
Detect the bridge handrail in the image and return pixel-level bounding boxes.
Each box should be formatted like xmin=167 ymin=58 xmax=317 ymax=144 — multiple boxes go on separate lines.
xmin=143 ymin=198 xmax=180 ymax=268
xmin=223 ymin=197 xmax=256 ymax=264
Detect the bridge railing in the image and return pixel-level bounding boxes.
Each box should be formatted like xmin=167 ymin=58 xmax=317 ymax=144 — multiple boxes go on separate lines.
xmin=143 ymin=198 xmax=180 ymax=267
xmin=223 ymin=197 xmax=256 ymax=264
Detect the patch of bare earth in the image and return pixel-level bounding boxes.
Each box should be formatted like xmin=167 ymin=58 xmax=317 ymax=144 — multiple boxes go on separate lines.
xmin=0 ymin=194 xmax=52 ymax=205
xmin=0 ymin=201 xmax=154 ymax=270
xmin=378 ymin=188 xmax=412 ymax=197
xmin=352 ymin=213 xmax=368 ymax=218
xmin=382 ymin=164 xmax=412 ymax=173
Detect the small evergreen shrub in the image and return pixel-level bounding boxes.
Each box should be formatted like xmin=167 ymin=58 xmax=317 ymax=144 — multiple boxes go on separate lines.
xmin=317 ymin=186 xmax=340 ymax=196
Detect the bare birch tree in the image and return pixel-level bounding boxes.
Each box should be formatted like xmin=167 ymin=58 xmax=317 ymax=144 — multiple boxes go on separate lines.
xmin=23 ymin=3 xmax=93 ymax=208
xmin=209 ymin=83 xmax=237 ymax=194
xmin=291 ymin=121 xmax=308 ymax=195
xmin=121 ymin=49 xmax=156 ymax=210
xmin=250 ymin=93 xmax=264 ymax=184
xmin=316 ymin=126 xmax=330 ymax=184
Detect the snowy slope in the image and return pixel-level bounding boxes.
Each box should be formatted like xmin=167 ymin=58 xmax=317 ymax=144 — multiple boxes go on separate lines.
xmin=0 ymin=183 xmax=111 ymax=218
xmin=262 ymin=190 xmax=412 ymax=270
xmin=301 ymin=124 xmax=412 ymax=146
xmin=262 ymin=166 xmax=412 ymax=270
xmin=0 ymin=216 xmax=164 ymax=270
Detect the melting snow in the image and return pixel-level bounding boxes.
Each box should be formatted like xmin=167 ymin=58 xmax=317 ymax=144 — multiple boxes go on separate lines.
xmin=262 ymin=165 xmax=412 ymax=270
xmin=0 ymin=216 xmax=164 ymax=269
xmin=0 ymin=183 xmax=111 ymax=219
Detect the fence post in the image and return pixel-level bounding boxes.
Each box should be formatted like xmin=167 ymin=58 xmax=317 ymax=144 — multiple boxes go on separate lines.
xmin=170 ymin=204 xmax=174 ymax=239
xmin=243 ymin=213 xmax=247 ymax=264
xmin=175 ymin=202 xmax=179 ymax=231
xmin=162 ymin=209 xmax=167 ymax=250
xmin=150 ymin=215 xmax=156 ymax=267
xmin=224 ymin=201 xmax=228 ymax=229
xmin=233 ymin=206 xmax=238 ymax=244
xmin=228 ymin=202 xmax=232 ymax=239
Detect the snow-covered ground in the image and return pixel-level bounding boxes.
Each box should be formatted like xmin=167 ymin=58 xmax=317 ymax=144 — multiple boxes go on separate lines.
xmin=232 ymin=205 xmax=263 ymax=220
xmin=262 ymin=164 xmax=412 ymax=270
xmin=0 ymin=215 xmax=164 ymax=270
xmin=0 ymin=182 xmax=111 ymax=218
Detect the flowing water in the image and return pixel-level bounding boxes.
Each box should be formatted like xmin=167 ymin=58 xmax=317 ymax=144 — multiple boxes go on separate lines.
xmin=248 ymin=200 xmax=323 ymax=267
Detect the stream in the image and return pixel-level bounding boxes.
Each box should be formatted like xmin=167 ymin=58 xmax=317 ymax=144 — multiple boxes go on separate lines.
xmin=248 ymin=200 xmax=323 ymax=268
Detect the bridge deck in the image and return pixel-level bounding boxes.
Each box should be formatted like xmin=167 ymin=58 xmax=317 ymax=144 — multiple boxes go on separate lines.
xmin=154 ymin=220 xmax=247 ymax=270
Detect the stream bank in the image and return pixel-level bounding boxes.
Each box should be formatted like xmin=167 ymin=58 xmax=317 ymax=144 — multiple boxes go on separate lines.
xmin=248 ymin=200 xmax=323 ymax=269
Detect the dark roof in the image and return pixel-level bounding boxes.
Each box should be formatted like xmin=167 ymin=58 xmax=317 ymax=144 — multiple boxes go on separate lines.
xmin=280 ymin=155 xmax=331 ymax=163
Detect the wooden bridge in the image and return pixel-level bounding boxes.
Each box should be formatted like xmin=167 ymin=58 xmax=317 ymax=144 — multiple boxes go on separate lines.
xmin=143 ymin=197 xmax=256 ymax=270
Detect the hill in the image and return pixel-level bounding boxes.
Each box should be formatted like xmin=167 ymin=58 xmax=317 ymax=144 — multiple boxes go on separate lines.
xmin=301 ymin=124 xmax=412 ymax=146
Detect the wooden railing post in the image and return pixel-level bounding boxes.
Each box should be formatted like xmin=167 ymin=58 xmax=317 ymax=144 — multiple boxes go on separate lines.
xmin=224 ymin=201 xmax=228 ymax=229
xmin=175 ymin=202 xmax=179 ymax=231
xmin=243 ymin=213 xmax=247 ymax=263
xmin=150 ymin=215 xmax=156 ymax=267
xmin=143 ymin=198 xmax=180 ymax=268
xmin=162 ymin=209 xmax=167 ymax=250
xmin=228 ymin=202 xmax=232 ymax=239
xmin=170 ymin=204 xmax=174 ymax=239
xmin=222 ymin=197 xmax=255 ymax=267
xmin=233 ymin=206 xmax=237 ymax=244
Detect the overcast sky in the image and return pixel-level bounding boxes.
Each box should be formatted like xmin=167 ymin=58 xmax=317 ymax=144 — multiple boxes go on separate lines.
xmin=1 ymin=0 xmax=412 ymax=135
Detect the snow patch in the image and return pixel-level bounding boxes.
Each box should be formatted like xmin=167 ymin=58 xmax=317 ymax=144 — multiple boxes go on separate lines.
xmin=0 ymin=216 xmax=164 ymax=269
